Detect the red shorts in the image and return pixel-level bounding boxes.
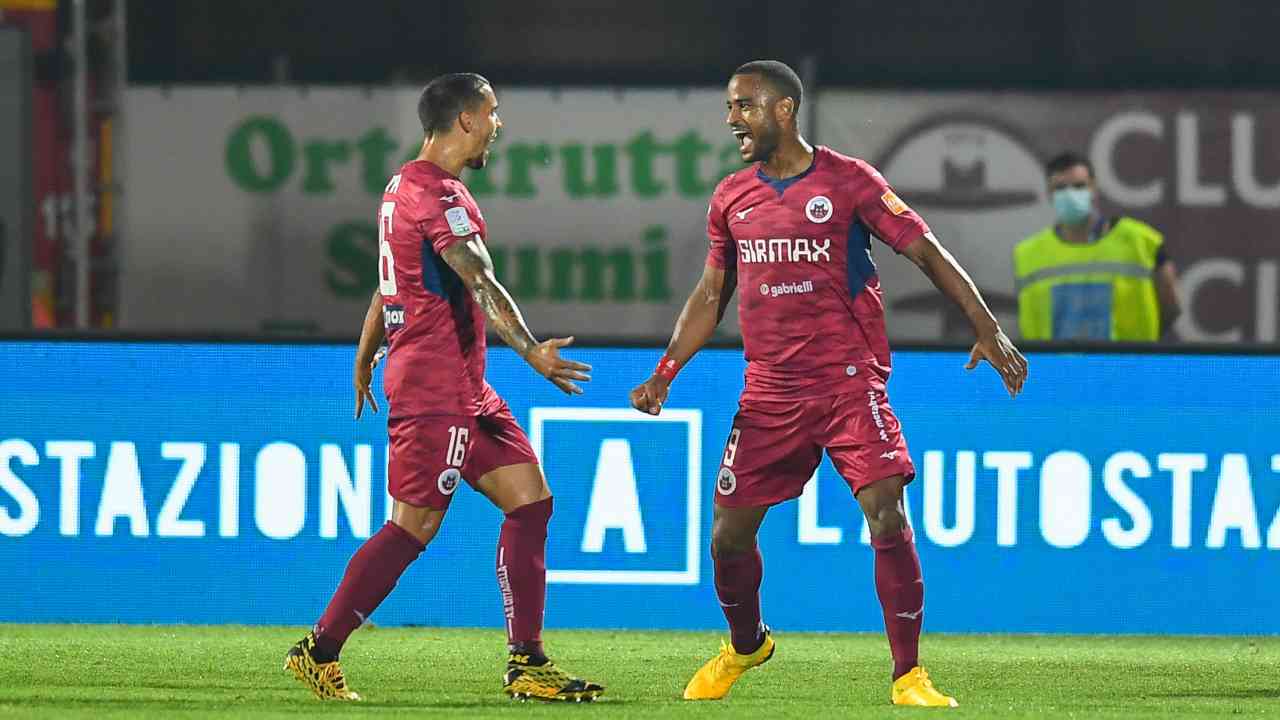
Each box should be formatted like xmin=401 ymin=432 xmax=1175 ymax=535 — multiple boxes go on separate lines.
xmin=714 ymin=384 xmax=915 ymax=508
xmin=387 ymin=393 xmax=538 ymax=510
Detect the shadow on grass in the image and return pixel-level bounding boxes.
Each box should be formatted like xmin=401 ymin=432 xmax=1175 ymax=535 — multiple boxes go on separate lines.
xmin=7 ymin=694 xmax=639 ymax=710
xmin=11 ymin=680 xmax=265 ymax=692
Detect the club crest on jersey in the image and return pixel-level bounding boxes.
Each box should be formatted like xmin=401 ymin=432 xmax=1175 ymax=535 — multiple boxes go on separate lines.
xmin=805 ymin=195 xmax=833 ymax=224
xmin=445 ymin=206 xmax=474 ymax=237
xmin=382 ymin=304 xmax=405 ymax=328
xmin=437 ymin=468 xmax=462 ymax=495
xmin=716 ymin=467 xmax=737 ymax=495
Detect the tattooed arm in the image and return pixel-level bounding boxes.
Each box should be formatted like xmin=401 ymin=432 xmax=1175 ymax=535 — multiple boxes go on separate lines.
xmin=442 ymin=237 xmax=591 ymax=395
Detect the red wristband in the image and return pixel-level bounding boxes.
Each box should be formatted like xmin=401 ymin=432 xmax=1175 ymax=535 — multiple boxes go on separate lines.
xmin=655 ymin=354 xmax=680 ymax=381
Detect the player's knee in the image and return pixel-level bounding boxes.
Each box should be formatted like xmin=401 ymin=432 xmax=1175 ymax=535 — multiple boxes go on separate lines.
xmin=710 ymin=523 xmax=756 ymax=557
xmin=505 ymin=495 xmax=554 ymax=524
xmin=479 ymin=463 xmax=551 ymax=513
xmin=391 ymin=504 xmax=446 ymax=546
xmin=864 ymin=502 xmax=907 ymax=539
xmin=394 ymin=520 xmax=440 ymax=547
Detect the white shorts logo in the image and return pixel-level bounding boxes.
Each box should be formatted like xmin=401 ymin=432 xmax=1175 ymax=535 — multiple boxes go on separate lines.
xmin=437 ymin=468 xmax=462 ymax=495
xmin=716 ymin=467 xmax=737 ymax=495
xmin=445 ymin=206 xmax=474 ymax=237
xmin=805 ymin=195 xmax=833 ymax=224
xmin=867 ymin=390 xmax=890 ymax=443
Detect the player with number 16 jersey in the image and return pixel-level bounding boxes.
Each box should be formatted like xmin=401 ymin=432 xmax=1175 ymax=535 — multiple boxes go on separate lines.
xmin=285 ymin=73 xmax=602 ymax=704
xmin=377 ymin=156 xmax=529 ymax=506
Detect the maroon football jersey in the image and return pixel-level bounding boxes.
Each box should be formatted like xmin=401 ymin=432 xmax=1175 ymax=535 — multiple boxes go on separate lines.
xmin=377 ymin=160 xmax=488 ymax=417
xmin=706 ymin=146 xmax=930 ymax=400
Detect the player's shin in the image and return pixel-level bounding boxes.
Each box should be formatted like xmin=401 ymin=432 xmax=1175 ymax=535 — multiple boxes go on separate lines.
xmin=497 ymin=497 xmax=552 ymax=657
xmin=871 ymin=525 xmax=924 ymax=680
xmin=713 ymin=544 xmax=765 ymax=654
xmin=313 ymin=521 xmax=425 ymax=659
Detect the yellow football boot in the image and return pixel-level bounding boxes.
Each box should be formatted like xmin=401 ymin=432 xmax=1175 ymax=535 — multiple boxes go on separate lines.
xmin=891 ymin=666 xmax=958 ymax=707
xmin=283 ymin=632 xmax=362 ymax=701
xmin=682 ymin=629 xmax=775 ymax=700
xmin=503 ymin=653 xmax=604 ymax=702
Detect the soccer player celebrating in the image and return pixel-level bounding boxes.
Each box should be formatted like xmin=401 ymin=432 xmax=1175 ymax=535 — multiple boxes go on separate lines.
xmin=630 ymin=61 xmax=1028 ymax=707
xmin=285 ymin=73 xmax=603 ymax=703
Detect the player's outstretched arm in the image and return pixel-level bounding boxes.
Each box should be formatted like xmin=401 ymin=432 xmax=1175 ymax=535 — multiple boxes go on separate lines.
xmin=442 ymin=237 xmax=592 ymax=395
xmin=354 ymin=289 xmax=384 ymax=419
xmin=900 ymin=232 xmax=1029 ymax=398
xmin=630 ymin=263 xmax=737 ymax=415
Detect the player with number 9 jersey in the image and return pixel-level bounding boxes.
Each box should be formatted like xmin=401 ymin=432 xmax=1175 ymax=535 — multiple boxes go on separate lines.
xmin=631 ymin=61 xmax=1027 ymax=709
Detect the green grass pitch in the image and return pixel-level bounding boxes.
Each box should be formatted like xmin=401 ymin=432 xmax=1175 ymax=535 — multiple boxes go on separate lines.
xmin=0 ymin=625 xmax=1277 ymax=718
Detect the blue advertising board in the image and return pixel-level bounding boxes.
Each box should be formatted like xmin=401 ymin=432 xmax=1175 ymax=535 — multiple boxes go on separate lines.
xmin=1 ymin=341 xmax=1277 ymax=634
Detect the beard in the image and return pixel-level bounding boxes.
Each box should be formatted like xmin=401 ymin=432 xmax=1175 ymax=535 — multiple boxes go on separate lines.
xmin=746 ymin=125 xmax=780 ymax=163
xmin=468 ymin=132 xmax=498 ymax=169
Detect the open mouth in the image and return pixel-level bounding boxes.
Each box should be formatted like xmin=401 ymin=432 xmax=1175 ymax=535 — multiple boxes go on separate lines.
xmin=732 ymin=127 xmax=753 ymax=153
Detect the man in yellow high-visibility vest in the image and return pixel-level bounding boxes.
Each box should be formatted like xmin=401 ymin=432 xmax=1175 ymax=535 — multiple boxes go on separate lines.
xmin=1015 ymin=152 xmax=1181 ymax=341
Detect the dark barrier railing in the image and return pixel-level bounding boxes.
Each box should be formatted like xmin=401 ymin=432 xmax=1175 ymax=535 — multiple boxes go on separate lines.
xmin=2 ymin=330 xmax=1279 ymax=356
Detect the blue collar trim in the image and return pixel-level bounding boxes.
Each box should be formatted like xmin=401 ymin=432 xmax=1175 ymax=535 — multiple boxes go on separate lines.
xmin=755 ymin=151 xmax=818 ymax=196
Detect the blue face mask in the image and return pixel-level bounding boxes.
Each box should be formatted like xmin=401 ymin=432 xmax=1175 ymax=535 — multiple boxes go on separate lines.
xmin=1052 ymin=187 xmax=1093 ymax=225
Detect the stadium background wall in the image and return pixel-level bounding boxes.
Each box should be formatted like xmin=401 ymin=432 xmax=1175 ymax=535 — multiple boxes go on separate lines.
xmin=1 ymin=340 xmax=1277 ymax=634
xmin=116 ymin=87 xmax=1280 ymax=343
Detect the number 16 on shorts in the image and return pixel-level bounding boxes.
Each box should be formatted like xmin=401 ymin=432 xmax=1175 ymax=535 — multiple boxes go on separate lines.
xmin=446 ymin=425 xmax=469 ymax=467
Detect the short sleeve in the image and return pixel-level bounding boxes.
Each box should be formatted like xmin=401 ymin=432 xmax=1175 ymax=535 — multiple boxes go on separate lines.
xmin=420 ymin=185 xmax=483 ymax=256
xmin=705 ymin=182 xmax=735 ymax=269
xmin=853 ymin=160 xmax=930 ymax=253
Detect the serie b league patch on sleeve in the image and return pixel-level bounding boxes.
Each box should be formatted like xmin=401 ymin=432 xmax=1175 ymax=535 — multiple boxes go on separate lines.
xmin=445 ymin=206 xmax=474 ymax=237
xmin=881 ymin=190 xmax=909 ymax=216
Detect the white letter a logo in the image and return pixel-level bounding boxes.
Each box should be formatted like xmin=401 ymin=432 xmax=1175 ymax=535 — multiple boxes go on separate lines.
xmin=581 ymin=439 xmax=648 ymax=554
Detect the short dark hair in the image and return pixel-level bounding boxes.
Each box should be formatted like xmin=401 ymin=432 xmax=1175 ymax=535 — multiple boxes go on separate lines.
xmin=733 ymin=60 xmax=803 ymax=111
xmin=1046 ymin=151 xmax=1093 ymax=179
xmin=417 ymin=73 xmax=491 ymax=135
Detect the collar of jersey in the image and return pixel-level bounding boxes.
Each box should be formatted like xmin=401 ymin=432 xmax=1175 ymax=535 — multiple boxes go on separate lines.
xmin=755 ymin=147 xmax=820 ymax=196
xmin=410 ymin=158 xmax=459 ymax=181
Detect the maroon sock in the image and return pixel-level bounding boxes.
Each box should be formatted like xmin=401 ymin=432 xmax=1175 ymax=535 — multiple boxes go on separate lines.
xmin=497 ymin=497 xmax=552 ymax=656
xmin=714 ymin=545 xmax=765 ymax=654
xmin=871 ymin=526 xmax=924 ymax=680
xmin=314 ymin=521 xmax=424 ymax=658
